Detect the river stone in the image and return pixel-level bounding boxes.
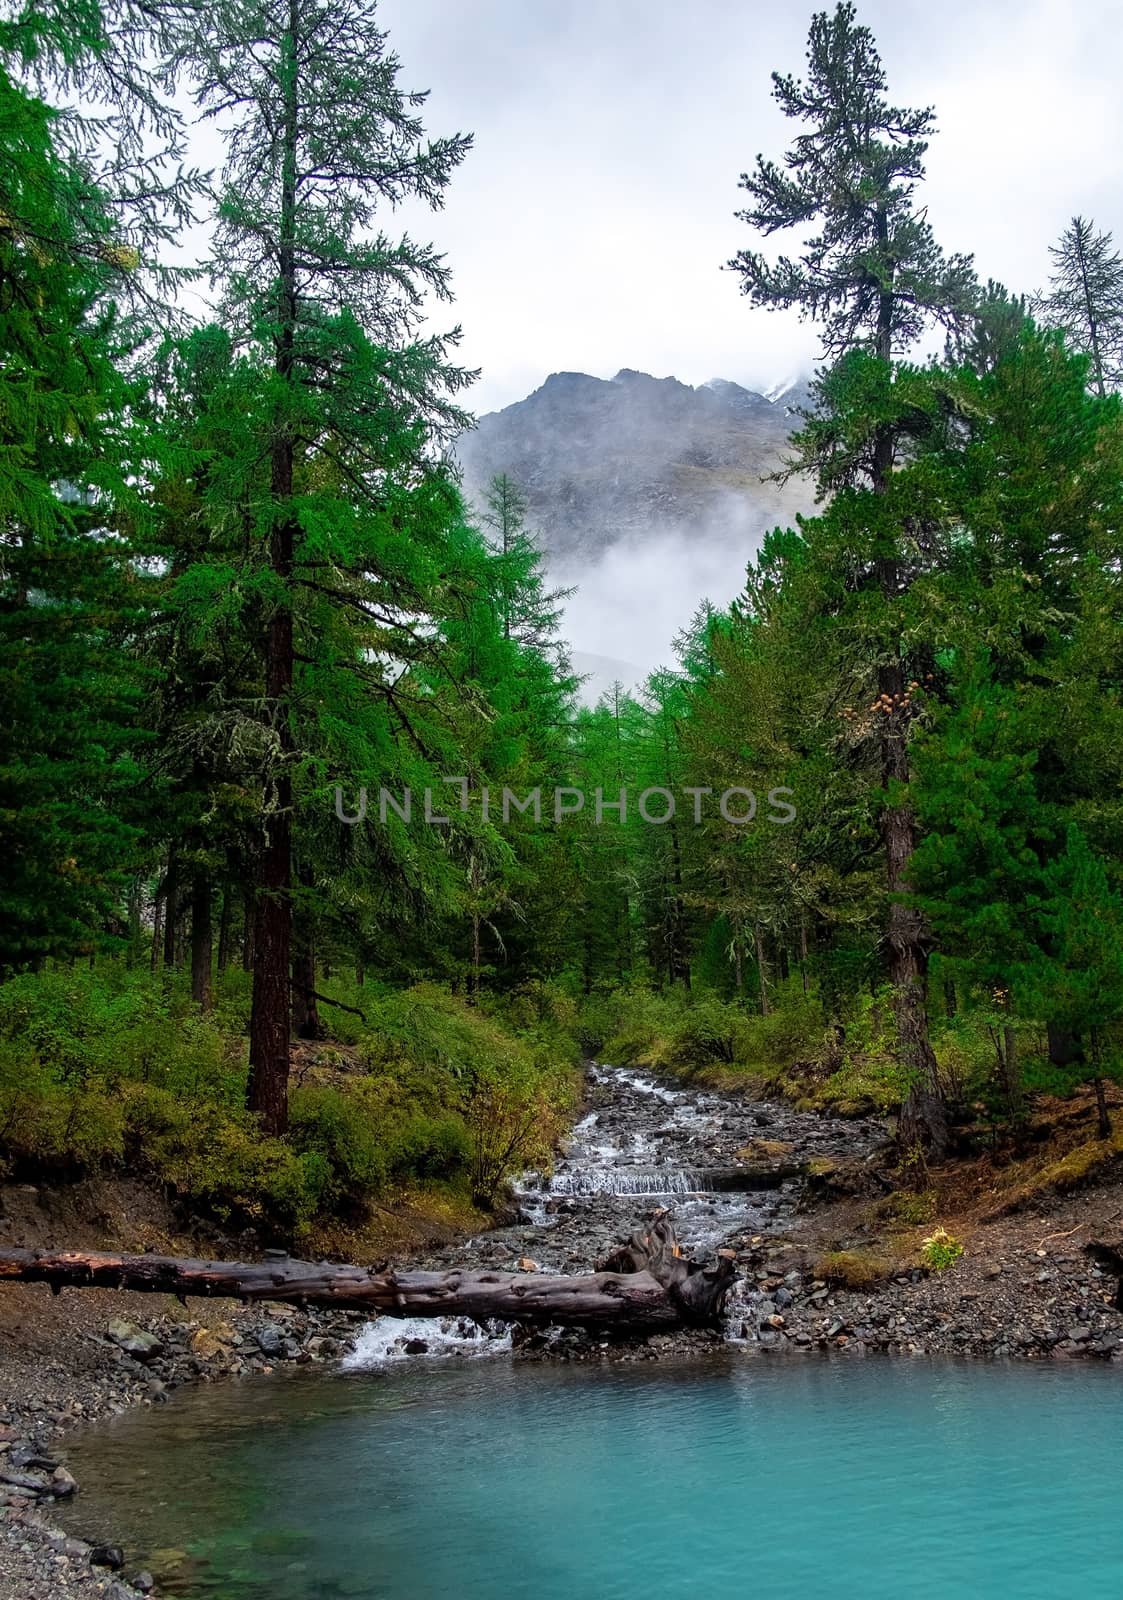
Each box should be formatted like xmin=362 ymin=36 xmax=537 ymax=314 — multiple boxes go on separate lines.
xmin=107 ymin=1320 xmax=164 ymax=1362
xmin=189 ymin=1328 xmax=226 ymax=1361
xmin=254 ymin=1326 xmax=286 ymax=1358
xmin=91 ymin=1543 xmax=125 ymax=1570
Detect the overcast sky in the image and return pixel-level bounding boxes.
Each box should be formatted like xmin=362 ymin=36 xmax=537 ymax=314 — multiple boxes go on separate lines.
xmin=371 ymin=0 xmax=1123 ymax=416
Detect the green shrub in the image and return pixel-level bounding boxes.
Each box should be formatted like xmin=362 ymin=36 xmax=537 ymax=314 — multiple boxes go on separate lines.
xmin=921 ymin=1228 xmax=965 ymax=1270
xmin=0 ymin=965 xmax=578 ymax=1235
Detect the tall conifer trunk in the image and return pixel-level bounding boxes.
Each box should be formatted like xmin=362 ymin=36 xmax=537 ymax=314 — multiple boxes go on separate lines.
xmin=190 ymin=873 xmax=213 ymax=1012
xmin=162 ymin=848 xmax=178 ymax=971
xmin=730 ymin=6 xmax=971 ymax=1159
xmin=216 ymin=888 xmax=233 ymax=975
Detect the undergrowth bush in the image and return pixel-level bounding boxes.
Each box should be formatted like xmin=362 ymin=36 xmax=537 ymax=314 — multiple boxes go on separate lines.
xmin=575 ymin=984 xmax=822 ymax=1081
xmin=0 ymin=966 xmax=579 ymax=1235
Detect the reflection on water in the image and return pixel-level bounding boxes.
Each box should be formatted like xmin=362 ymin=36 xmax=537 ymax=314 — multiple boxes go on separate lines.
xmin=57 ymin=1355 xmax=1123 ymax=1599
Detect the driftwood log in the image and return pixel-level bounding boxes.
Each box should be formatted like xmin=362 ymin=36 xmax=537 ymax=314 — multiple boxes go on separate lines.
xmin=0 ymin=1215 xmax=737 ymax=1331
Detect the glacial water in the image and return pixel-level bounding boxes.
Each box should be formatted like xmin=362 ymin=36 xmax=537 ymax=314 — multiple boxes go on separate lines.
xmin=60 ymin=1354 xmax=1123 ymax=1599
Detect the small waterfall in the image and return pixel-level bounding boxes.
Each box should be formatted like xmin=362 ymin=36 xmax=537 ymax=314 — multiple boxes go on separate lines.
xmin=343 ymin=1315 xmax=513 ymax=1367
xmin=721 ymin=1279 xmax=772 ymax=1344
xmin=527 ymin=1166 xmax=768 ymax=1198
xmin=540 ymin=1171 xmax=742 ymax=1196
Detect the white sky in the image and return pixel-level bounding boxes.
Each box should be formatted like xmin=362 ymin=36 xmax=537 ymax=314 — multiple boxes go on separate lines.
xmin=166 ymin=0 xmax=1123 ymax=690
xmin=369 ymin=0 xmax=1123 ymax=415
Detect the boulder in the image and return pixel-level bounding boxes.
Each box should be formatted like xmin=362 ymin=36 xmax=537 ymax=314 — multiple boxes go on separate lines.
xmin=106 ymin=1320 xmax=163 ymax=1362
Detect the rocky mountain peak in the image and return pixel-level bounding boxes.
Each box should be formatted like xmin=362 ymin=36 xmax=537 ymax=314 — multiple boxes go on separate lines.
xmin=455 ymin=367 xmax=813 ymax=565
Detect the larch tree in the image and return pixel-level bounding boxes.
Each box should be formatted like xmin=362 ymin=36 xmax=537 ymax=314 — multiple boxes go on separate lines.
xmin=177 ymin=0 xmax=474 ymax=1132
xmin=0 ymin=0 xmax=200 ymax=970
xmin=1039 ymin=216 xmax=1123 ymax=398
xmin=728 ymin=0 xmax=976 ymax=1155
xmin=479 ymin=473 xmax=571 ymax=657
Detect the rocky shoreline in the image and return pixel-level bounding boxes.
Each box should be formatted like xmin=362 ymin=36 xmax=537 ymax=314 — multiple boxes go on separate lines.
xmin=3 ymin=1064 xmax=1123 ymax=1594
xmin=0 ymin=1295 xmax=368 ymax=1596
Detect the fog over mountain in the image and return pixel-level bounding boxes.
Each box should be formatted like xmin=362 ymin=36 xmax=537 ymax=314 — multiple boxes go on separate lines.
xmin=455 ymin=368 xmax=816 ymax=697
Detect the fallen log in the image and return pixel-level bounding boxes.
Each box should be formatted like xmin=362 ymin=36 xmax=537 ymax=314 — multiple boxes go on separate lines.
xmin=0 ymin=1215 xmax=737 ymax=1331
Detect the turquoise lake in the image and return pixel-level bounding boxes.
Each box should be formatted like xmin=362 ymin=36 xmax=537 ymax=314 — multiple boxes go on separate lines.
xmin=59 ymin=1353 xmax=1123 ymax=1598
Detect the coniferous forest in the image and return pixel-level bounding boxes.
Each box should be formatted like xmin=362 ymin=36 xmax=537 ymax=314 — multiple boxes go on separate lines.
xmin=5 ymin=0 xmax=1123 ymax=1285
xmin=9 ymin=3 xmax=1123 ymax=1595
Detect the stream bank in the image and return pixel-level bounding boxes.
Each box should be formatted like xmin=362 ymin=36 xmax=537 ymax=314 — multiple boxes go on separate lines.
xmin=4 ymin=1062 xmax=1123 ymax=1594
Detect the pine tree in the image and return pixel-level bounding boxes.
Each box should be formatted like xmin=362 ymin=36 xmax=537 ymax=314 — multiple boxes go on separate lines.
xmin=176 ymin=0 xmax=474 ymax=1130
xmin=1039 ymin=216 xmax=1123 ymax=398
xmin=479 ymin=474 xmax=571 ymax=658
xmin=0 ymin=9 xmax=158 ymax=969
xmin=910 ymin=656 xmax=1052 ymax=1117
xmin=1022 ymin=827 xmax=1123 ymax=1138
xmin=728 ymin=1 xmax=976 ymax=1154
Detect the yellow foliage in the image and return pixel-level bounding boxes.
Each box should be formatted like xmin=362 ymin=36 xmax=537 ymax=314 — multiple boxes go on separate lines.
xmin=101 ymin=243 xmax=140 ymax=270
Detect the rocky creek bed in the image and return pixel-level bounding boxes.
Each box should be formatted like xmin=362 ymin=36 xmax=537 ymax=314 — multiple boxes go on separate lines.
xmin=3 ymin=1063 xmax=1123 ymax=1595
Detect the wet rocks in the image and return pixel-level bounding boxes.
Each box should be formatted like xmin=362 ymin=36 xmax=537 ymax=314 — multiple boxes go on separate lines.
xmin=0 ymin=1294 xmax=370 ymax=1598
xmin=726 ymin=1239 xmax=1123 ymax=1361
xmin=106 ymin=1322 xmax=162 ymax=1363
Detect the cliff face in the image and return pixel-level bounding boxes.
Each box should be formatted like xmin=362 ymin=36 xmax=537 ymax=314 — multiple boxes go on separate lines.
xmin=455 ymin=368 xmax=814 ymax=563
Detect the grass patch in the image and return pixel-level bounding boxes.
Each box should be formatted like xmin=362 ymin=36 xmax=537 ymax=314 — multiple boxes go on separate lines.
xmin=734 ymin=1138 xmax=794 ymax=1163
xmin=815 ymin=1249 xmax=891 ymax=1290
xmin=876 ymin=1188 xmax=938 ymax=1226
xmin=991 ymin=1119 xmax=1123 ymax=1212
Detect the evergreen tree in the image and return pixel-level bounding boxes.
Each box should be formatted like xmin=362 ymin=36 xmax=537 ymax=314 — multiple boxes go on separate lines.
xmin=176 ymin=0 xmax=474 ymax=1130
xmin=479 ymin=473 xmax=571 ymax=658
xmin=728 ymin=0 xmax=975 ymax=1154
xmin=1021 ymin=827 xmax=1123 ymax=1138
xmin=0 ymin=10 xmax=154 ymax=969
xmin=910 ymin=657 xmax=1052 ymax=1117
xmin=1039 ymin=216 xmax=1123 ymax=398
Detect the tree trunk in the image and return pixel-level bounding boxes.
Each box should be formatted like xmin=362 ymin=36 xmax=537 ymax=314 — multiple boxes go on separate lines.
xmin=242 ymin=889 xmax=255 ymax=974
xmin=869 ymin=250 xmax=947 ymax=1155
xmin=0 ymin=1217 xmax=736 ymax=1331
xmin=1002 ymin=1015 xmax=1021 ymax=1120
xmin=291 ymin=942 xmax=323 ymax=1040
xmin=469 ymin=912 xmax=481 ymax=1005
xmin=162 ymin=849 xmax=178 ymax=971
xmin=126 ymin=878 xmax=142 ymax=969
xmin=879 ymin=664 xmax=947 ymax=1161
xmin=190 ymin=874 xmax=213 ymax=1013
xmin=216 ymin=888 xmax=233 ymax=976
xmin=1092 ymin=1029 xmax=1111 ymax=1139
xmin=754 ymin=925 xmax=770 ymax=1017
xmin=149 ymin=893 xmax=164 ymax=975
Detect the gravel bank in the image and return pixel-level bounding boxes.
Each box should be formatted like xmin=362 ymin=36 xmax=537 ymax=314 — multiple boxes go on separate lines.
xmin=0 ymin=1279 xmax=366 ymax=1597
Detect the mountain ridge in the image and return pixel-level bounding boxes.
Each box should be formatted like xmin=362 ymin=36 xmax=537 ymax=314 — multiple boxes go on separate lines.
xmin=455 ymin=366 xmax=815 ymax=565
